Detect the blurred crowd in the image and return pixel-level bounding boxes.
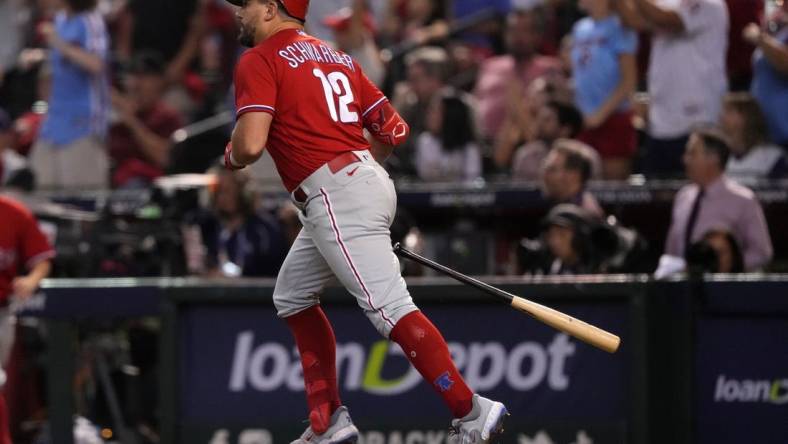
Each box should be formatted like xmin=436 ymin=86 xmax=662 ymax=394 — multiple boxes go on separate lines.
xmin=0 ymin=0 xmax=785 ymax=282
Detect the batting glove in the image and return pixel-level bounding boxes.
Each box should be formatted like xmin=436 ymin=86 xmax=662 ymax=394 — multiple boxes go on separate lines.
xmin=224 ymin=142 xmax=245 ymax=171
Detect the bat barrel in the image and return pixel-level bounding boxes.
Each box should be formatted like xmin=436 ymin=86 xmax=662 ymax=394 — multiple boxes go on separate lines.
xmin=394 ymin=243 xmax=621 ymax=353
xmin=511 ymin=297 xmax=620 ymax=353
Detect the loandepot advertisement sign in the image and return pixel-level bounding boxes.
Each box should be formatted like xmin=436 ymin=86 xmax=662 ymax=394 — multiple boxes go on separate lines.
xmin=227 ymin=331 xmax=576 ymax=395
xmin=178 ymin=303 xmax=628 ymax=442
xmin=713 ymin=375 xmax=788 ymax=405
xmin=696 ymin=318 xmax=788 ymax=444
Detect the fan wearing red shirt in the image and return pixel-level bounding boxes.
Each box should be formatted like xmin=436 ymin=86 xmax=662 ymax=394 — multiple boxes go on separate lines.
xmin=0 ymin=196 xmax=55 ymax=444
xmin=222 ymin=1 xmax=508 ymax=443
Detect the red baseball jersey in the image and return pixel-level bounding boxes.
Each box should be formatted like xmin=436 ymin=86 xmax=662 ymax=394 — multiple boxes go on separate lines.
xmin=0 ymin=196 xmax=55 ymax=305
xmin=234 ymin=28 xmax=387 ymax=191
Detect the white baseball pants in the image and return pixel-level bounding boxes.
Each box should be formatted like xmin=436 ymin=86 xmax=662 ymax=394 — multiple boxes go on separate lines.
xmin=273 ymin=151 xmax=418 ymax=337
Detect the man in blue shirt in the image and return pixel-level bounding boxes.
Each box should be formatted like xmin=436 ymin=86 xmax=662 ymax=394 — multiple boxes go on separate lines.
xmin=30 ymin=0 xmax=109 ymax=189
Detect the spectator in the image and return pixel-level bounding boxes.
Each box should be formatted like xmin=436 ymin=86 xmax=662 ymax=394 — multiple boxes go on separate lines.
xmin=541 ymin=204 xmax=599 ymax=274
xmin=114 ymin=0 xmax=226 ymax=118
xmin=621 ymin=0 xmax=729 ymax=177
xmin=180 ymin=0 xmax=242 ymax=116
xmin=517 ymin=203 xmax=600 ymax=275
xmin=0 ymin=108 xmax=30 ymax=189
xmin=115 ymin=0 xmax=206 ymax=84
xmin=29 ymin=0 xmax=110 ymax=189
xmin=663 ymin=128 xmax=772 ymax=271
xmin=725 ymin=0 xmax=760 ymax=90
xmin=380 ymin=0 xmax=448 ymax=47
xmin=541 ymin=139 xmax=605 ymax=218
xmin=324 ymin=0 xmax=384 ymax=86
xmin=306 ymin=0 xmax=388 ymax=42
xmin=393 ymin=46 xmax=449 ymax=121
xmin=109 ymin=52 xmax=184 ymax=188
xmin=0 ymin=195 xmax=55 ymax=444
xmin=305 ymin=0 xmax=355 ymax=41
xmin=183 ymin=169 xmax=287 ymax=277
xmin=492 ymin=69 xmax=575 ymax=173
xmin=510 ymin=100 xmax=601 ymax=180
xmin=12 ymin=64 xmax=51 ymax=158
xmin=0 ymin=0 xmax=53 ymax=119
xmin=202 ymin=0 xmax=243 ymax=90
xmin=744 ymin=3 xmax=788 ymax=147
xmin=489 ymin=80 xmax=532 ymax=172
xmin=571 ymin=0 xmax=638 ymax=180
xmin=0 ymin=0 xmax=27 ymax=88
xmin=721 ymin=92 xmax=788 ymax=180
xmin=474 ymin=8 xmax=563 ymax=143
xmin=686 ymin=229 xmax=745 ymax=273
xmin=415 ymin=91 xmax=482 ymax=182
xmin=541 ymin=0 xmax=585 ymax=55
xmin=390 ymin=46 xmax=450 ymax=176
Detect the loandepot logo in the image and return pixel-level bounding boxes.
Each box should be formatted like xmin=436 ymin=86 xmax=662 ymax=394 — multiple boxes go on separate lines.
xmin=714 ymin=375 xmax=788 ymax=405
xmin=228 ymin=332 xmax=575 ymax=395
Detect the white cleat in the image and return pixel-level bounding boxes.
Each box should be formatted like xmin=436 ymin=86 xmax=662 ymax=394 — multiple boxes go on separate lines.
xmin=290 ymin=406 xmax=359 ymax=444
xmin=448 ymin=394 xmax=509 ymax=444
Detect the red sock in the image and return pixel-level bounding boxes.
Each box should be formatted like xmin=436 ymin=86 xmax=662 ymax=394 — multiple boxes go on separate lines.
xmin=390 ymin=311 xmax=473 ymax=418
xmin=0 ymin=392 xmax=11 ymax=444
xmin=285 ymin=306 xmax=341 ymax=434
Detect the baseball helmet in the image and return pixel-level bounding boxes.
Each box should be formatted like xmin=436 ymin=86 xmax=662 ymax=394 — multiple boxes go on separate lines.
xmin=226 ymin=0 xmax=309 ymax=21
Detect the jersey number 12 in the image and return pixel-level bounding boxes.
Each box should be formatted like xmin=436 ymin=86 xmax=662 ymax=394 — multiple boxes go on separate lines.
xmin=313 ymin=69 xmax=359 ymax=124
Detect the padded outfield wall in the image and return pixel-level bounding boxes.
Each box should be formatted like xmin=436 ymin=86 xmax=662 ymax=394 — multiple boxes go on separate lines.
xmin=18 ymin=276 xmax=788 ymax=444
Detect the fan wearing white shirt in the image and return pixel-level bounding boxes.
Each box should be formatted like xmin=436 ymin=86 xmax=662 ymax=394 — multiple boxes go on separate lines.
xmin=619 ymin=0 xmax=729 ymax=177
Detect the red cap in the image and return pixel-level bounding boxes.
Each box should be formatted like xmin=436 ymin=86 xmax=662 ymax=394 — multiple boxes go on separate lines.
xmin=225 ymin=0 xmax=309 ymax=22
xmin=323 ymin=7 xmax=376 ymax=33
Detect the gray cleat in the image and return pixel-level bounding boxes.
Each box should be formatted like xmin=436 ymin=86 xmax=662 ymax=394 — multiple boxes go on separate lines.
xmin=290 ymin=406 xmax=359 ymax=444
xmin=448 ymin=394 xmax=509 ymax=444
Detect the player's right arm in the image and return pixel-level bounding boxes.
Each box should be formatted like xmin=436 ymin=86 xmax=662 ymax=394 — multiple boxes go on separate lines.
xmin=226 ymin=51 xmax=278 ymax=169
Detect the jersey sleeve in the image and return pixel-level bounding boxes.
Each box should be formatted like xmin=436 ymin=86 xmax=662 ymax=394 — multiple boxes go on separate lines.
xmin=20 ymin=212 xmax=55 ymax=270
xmin=357 ymin=63 xmax=409 ymax=146
xmin=357 ymin=65 xmax=388 ymax=120
xmin=234 ymin=51 xmax=278 ymax=118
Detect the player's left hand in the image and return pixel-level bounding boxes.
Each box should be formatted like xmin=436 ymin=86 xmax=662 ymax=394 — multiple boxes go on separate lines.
xmin=224 ymin=142 xmax=245 ymax=170
xmin=11 ymin=276 xmax=38 ymax=300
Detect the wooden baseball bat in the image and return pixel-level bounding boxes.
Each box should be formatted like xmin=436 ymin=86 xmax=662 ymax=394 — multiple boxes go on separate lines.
xmin=393 ymin=243 xmax=621 ymax=353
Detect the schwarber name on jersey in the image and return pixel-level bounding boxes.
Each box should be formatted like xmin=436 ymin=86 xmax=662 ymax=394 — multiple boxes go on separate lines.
xmin=234 ymin=29 xmax=387 ymax=191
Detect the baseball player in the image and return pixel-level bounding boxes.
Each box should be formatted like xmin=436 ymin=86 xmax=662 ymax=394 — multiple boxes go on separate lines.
xmin=222 ymin=1 xmax=508 ymax=442
xmin=0 ymin=196 xmax=56 ymax=444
